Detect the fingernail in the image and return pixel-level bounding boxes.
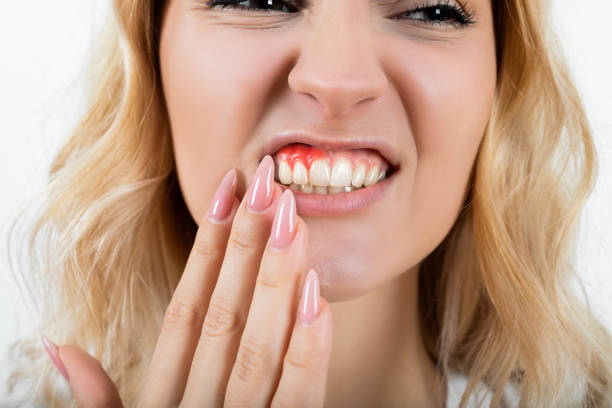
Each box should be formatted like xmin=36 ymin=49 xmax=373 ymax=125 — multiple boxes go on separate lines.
xmin=299 ymin=269 xmax=320 ymax=326
xmin=207 ymin=168 xmax=237 ymax=222
xmin=270 ymin=190 xmax=297 ymax=250
xmin=246 ymin=155 xmax=274 ymax=213
xmin=41 ymin=335 xmax=70 ymax=381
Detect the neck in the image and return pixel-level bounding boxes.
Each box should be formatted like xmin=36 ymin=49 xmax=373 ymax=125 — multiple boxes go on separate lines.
xmin=324 ymin=266 xmax=445 ymax=407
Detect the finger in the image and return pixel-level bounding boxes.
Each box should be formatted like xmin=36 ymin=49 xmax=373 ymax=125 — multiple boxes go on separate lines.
xmin=138 ymin=168 xmax=238 ymax=407
xmin=181 ymin=156 xmax=282 ymax=406
xmin=271 ymin=270 xmax=333 ymax=408
xmin=224 ymin=190 xmax=309 ymax=407
xmin=41 ymin=336 xmax=123 ymax=408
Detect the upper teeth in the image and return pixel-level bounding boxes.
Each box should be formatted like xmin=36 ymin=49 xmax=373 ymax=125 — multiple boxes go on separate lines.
xmin=309 ymin=160 xmax=331 ymax=186
xmin=330 ymin=158 xmax=352 ymax=187
xmin=293 ymin=162 xmax=308 ymax=185
xmin=276 ymin=158 xmax=388 ymax=189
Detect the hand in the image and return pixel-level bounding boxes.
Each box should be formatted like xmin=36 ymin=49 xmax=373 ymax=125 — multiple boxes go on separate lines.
xmin=41 ymin=156 xmax=334 ymax=407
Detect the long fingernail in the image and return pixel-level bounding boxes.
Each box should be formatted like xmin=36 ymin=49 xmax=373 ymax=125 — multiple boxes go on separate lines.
xmin=246 ymin=155 xmax=274 ymax=213
xmin=299 ymin=269 xmax=320 ymax=326
xmin=270 ymin=190 xmax=297 ymax=250
xmin=207 ymin=168 xmax=237 ymax=222
xmin=41 ymin=335 xmax=70 ymax=381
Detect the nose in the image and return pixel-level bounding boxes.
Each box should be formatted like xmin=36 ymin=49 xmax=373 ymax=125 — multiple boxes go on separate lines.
xmin=288 ymin=4 xmax=388 ymax=120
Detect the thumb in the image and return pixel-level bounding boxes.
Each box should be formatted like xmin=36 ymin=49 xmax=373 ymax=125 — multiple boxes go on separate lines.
xmin=41 ymin=335 xmax=123 ymax=408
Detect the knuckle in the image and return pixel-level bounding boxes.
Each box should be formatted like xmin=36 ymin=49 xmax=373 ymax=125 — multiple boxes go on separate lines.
xmin=284 ymin=346 xmax=320 ymax=372
xmin=201 ymin=299 xmax=242 ymax=338
xmin=163 ymin=297 xmax=204 ymax=330
xmin=283 ymin=330 xmax=326 ymax=373
xmin=233 ymin=338 xmax=272 ymax=383
xmin=228 ymin=231 xmax=260 ymax=253
xmin=191 ymin=234 xmax=217 ymax=260
xmin=256 ymin=269 xmax=290 ymax=291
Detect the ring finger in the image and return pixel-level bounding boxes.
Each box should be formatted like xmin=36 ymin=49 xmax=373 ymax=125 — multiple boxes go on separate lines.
xmin=223 ymin=189 xmax=308 ymax=407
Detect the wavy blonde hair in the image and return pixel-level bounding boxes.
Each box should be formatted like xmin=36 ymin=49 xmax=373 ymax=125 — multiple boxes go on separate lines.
xmin=7 ymin=0 xmax=612 ymax=406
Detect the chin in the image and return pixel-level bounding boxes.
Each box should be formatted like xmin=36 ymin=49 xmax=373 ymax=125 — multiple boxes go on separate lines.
xmin=305 ymin=239 xmax=398 ymax=302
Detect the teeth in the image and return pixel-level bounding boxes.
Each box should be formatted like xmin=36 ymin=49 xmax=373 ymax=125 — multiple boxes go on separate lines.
xmin=300 ymin=184 xmax=314 ymax=193
xmin=278 ymin=160 xmax=293 ymax=185
xmin=286 ymin=185 xmax=357 ymax=194
xmin=275 ymin=158 xmax=390 ymax=193
xmin=364 ymin=165 xmax=380 ymax=187
xmin=309 ymin=160 xmax=331 ymax=187
xmin=293 ymin=161 xmax=308 ymax=185
xmin=328 ymin=186 xmax=346 ymax=194
xmin=330 ymin=158 xmax=353 ymax=187
xmin=351 ymin=164 xmax=366 ymax=188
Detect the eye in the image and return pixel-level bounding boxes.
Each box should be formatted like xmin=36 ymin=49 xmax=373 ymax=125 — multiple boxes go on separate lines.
xmin=393 ymin=1 xmax=475 ymax=28
xmin=207 ymin=0 xmax=300 ymax=13
xmin=203 ymin=0 xmax=475 ymax=29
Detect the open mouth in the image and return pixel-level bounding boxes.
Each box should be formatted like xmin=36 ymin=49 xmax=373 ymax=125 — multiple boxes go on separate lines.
xmin=271 ymin=143 xmax=398 ymax=195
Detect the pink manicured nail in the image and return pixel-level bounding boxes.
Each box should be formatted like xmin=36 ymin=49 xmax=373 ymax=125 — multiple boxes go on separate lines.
xmin=299 ymin=269 xmax=320 ymax=326
xmin=270 ymin=190 xmax=297 ymax=250
xmin=41 ymin=335 xmax=70 ymax=381
xmin=246 ymin=155 xmax=274 ymax=213
xmin=207 ymin=168 xmax=237 ymax=222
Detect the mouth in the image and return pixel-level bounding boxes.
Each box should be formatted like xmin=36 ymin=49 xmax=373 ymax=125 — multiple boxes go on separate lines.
xmin=261 ymin=132 xmax=400 ymax=216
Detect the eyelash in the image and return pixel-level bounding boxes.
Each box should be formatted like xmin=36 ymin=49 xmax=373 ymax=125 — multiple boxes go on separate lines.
xmin=393 ymin=1 xmax=476 ymax=28
xmin=205 ymin=0 xmax=476 ymax=29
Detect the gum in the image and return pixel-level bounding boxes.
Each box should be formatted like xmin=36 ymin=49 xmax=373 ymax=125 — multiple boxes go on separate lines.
xmin=274 ymin=143 xmax=389 ymax=172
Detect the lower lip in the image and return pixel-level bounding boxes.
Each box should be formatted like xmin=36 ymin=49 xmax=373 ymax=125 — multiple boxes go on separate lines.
xmin=278 ymin=169 xmax=398 ymax=217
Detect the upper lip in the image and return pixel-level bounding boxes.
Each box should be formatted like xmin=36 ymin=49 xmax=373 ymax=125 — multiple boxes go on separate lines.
xmin=262 ymin=130 xmax=400 ymax=168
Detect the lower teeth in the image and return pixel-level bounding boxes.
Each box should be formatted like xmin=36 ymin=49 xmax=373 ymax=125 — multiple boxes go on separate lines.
xmin=288 ymin=184 xmax=360 ymax=194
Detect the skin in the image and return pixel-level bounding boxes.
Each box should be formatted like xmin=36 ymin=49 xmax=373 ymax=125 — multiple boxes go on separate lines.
xmin=47 ymin=0 xmax=497 ymax=406
xmin=162 ymin=0 xmax=496 ymax=302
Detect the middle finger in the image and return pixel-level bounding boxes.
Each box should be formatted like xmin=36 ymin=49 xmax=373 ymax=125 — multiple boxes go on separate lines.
xmin=180 ymin=155 xmax=280 ymax=406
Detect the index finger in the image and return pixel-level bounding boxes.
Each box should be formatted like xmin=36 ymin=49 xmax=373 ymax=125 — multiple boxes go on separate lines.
xmin=138 ymin=168 xmax=238 ymax=407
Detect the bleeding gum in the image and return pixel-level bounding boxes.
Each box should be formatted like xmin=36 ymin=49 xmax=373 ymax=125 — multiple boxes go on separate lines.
xmin=274 ymin=143 xmax=389 ymax=172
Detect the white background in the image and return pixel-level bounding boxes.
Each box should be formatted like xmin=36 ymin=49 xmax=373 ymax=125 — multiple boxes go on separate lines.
xmin=1 ymin=0 xmax=611 ymax=398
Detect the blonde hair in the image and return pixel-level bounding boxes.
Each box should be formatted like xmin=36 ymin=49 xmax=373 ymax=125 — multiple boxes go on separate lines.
xmin=7 ymin=0 xmax=612 ymax=406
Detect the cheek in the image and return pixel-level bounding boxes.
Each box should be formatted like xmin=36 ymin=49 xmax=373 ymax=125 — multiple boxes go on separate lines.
xmin=384 ymin=37 xmax=496 ymax=246
xmin=159 ymin=15 xmax=286 ymax=220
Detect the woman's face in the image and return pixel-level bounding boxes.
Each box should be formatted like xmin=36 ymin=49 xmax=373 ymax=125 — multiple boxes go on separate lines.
xmin=159 ymin=0 xmax=497 ymax=301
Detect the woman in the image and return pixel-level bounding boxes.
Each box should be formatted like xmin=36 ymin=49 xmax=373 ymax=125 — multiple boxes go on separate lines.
xmin=7 ymin=0 xmax=612 ymax=406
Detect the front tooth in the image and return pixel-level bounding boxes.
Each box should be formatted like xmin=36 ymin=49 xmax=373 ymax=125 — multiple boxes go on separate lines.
xmin=300 ymin=184 xmax=313 ymax=194
xmin=309 ymin=160 xmax=331 ymax=186
xmin=352 ymin=165 xmax=366 ymax=188
xmin=289 ymin=183 xmax=300 ymax=191
xmin=278 ymin=160 xmax=292 ymax=185
xmin=293 ymin=162 xmax=308 ymax=185
xmin=364 ymin=165 xmax=380 ymax=187
xmin=314 ymin=186 xmax=327 ymax=194
xmin=330 ymin=158 xmax=352 ymax=187
xmin=328 ymin=186 xmax=346 ymax=194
